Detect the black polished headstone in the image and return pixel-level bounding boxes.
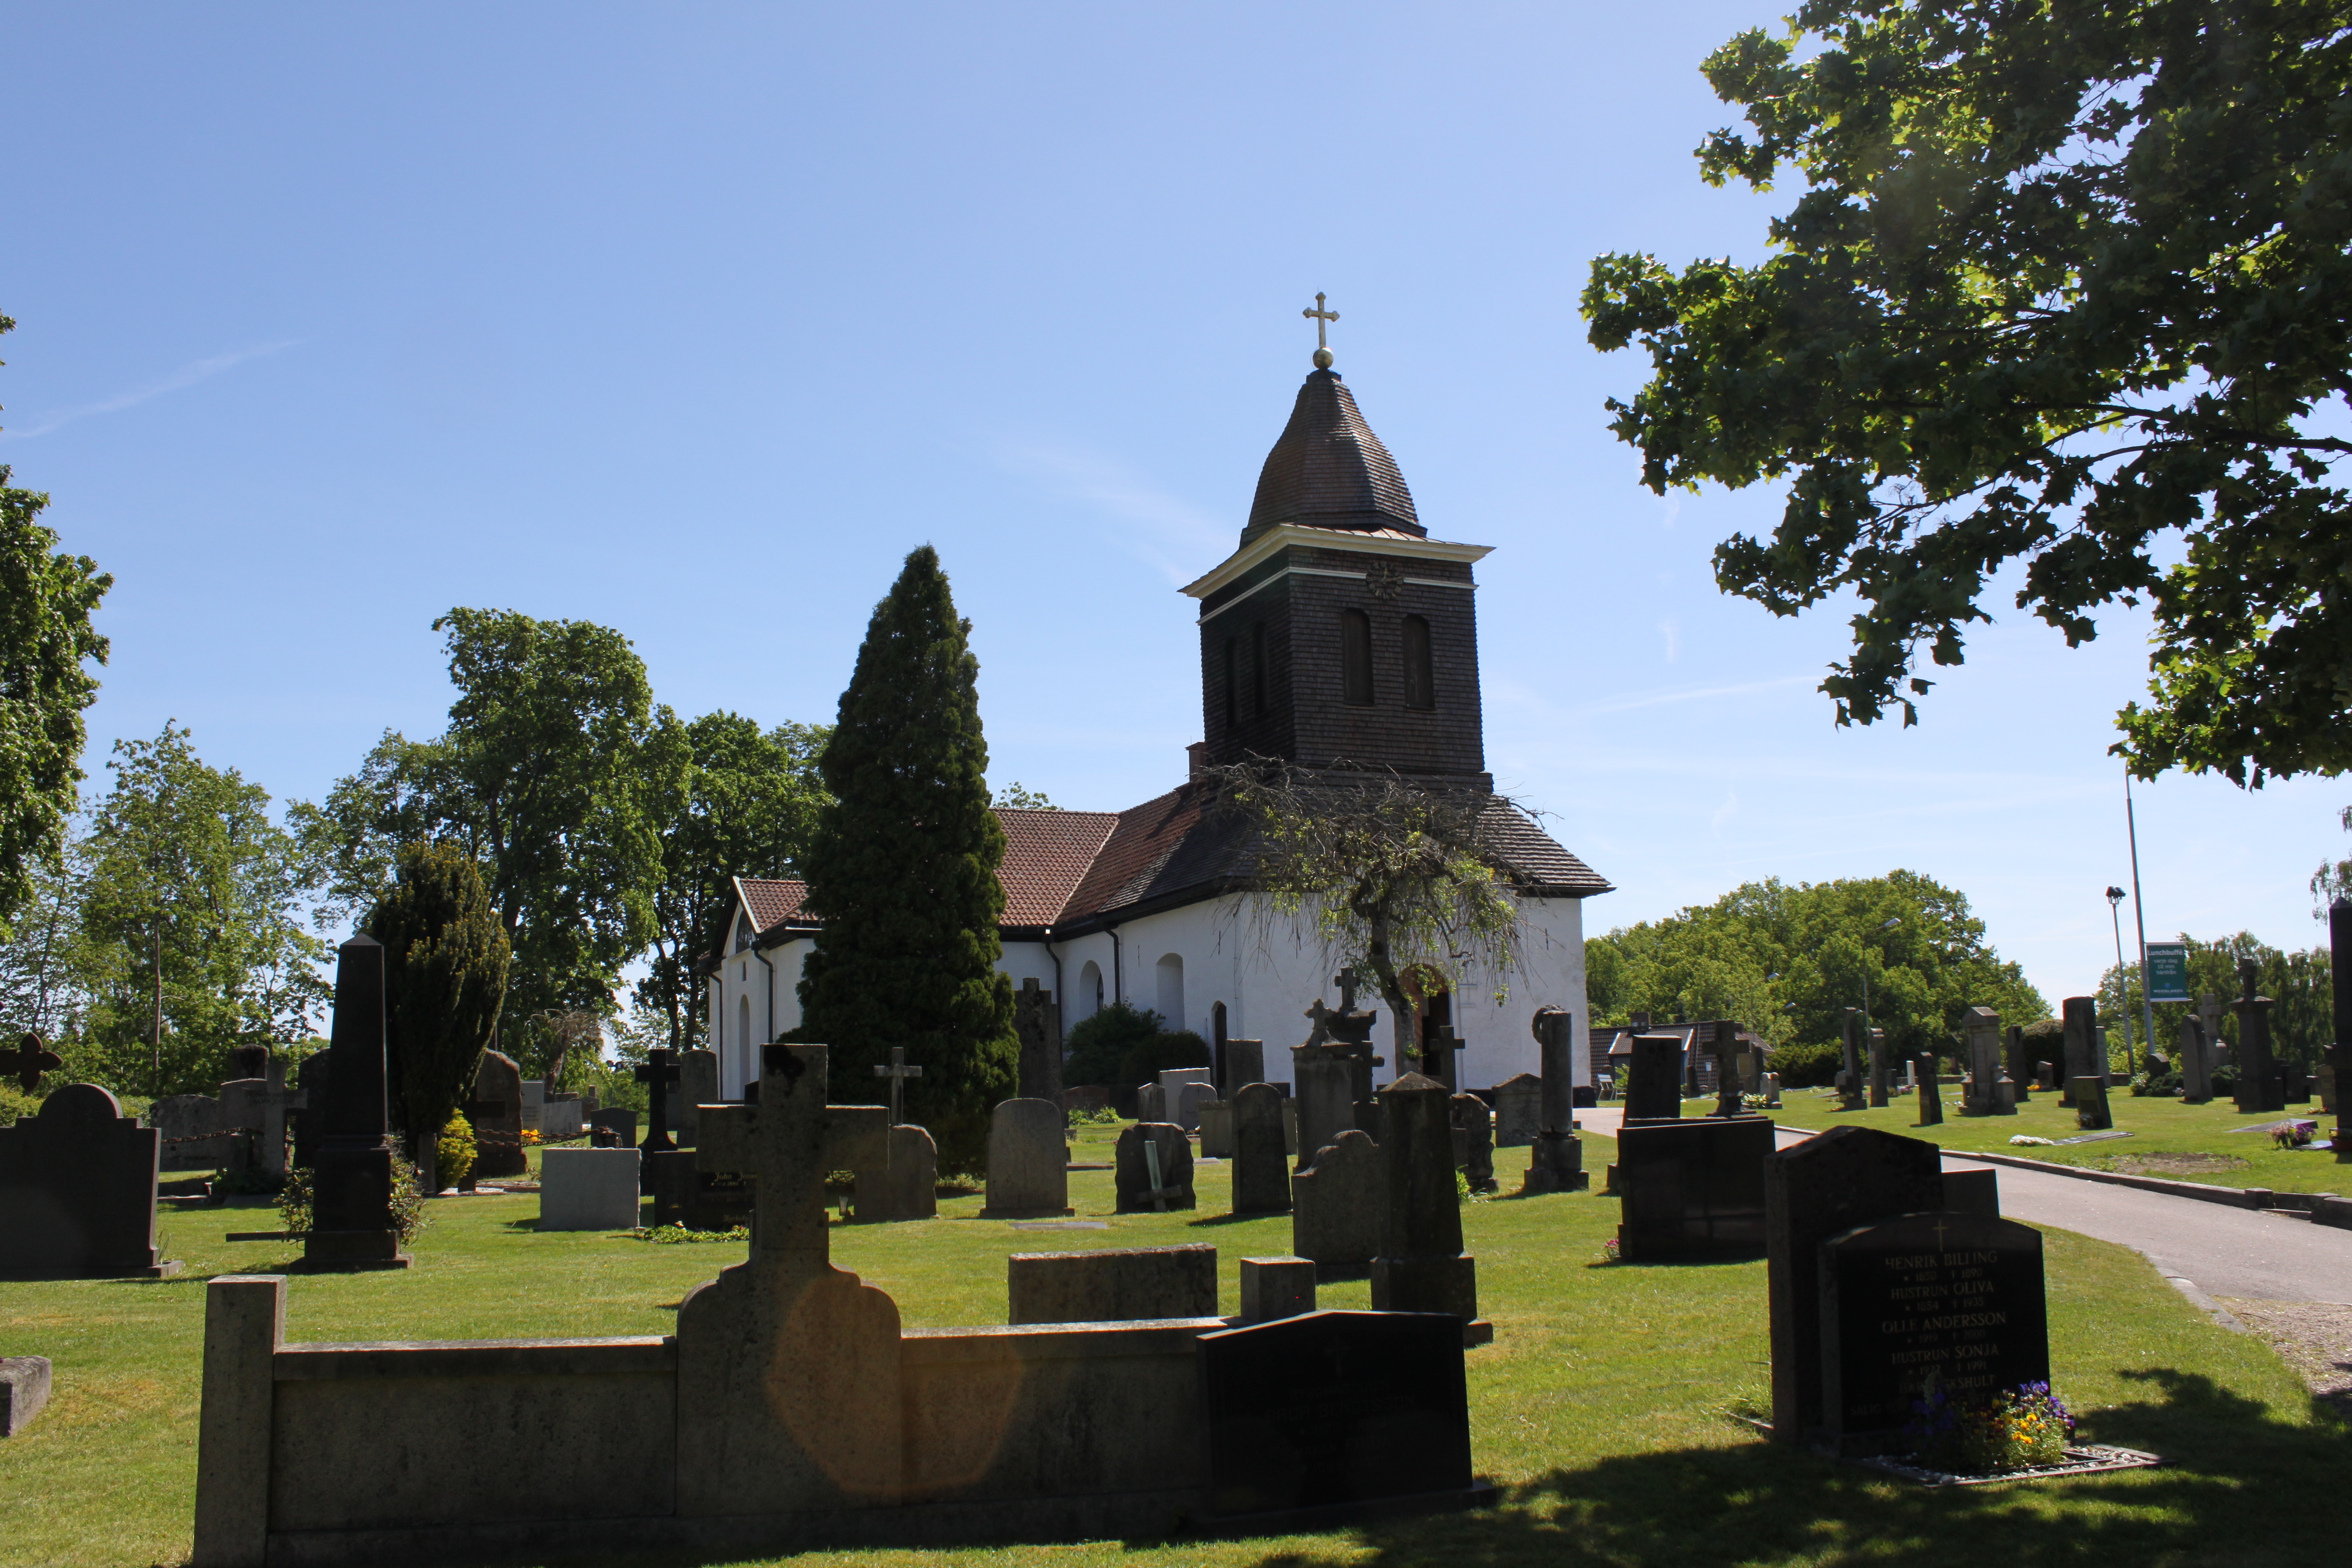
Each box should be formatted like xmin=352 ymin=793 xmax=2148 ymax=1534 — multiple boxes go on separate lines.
xmin=646 ymin=1148 xmax=754 ymax=1231
xmin=467 ymin=1049 xmax=526 ymax=1178
xmin=1614 ymin=1115 xmax=1773 ymax=1260
xmin=304 ymin=934 xmax=410 ymax=1270
xmin=0 ymin=1084 xmax=180 ymax=1279
xmin=1198 ymin=1309 xmax=1471 ymax=1517
xmin=1818 ymin=1211 xmax=2049 ymax=1454
xmin=588 ymin=1107 xmax=638 ymax=1148
xmin=1623 ymin=1033 xmax=1685 ymax=1122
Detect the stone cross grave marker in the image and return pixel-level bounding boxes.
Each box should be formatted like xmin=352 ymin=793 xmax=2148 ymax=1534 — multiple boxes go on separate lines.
xmin=872 ymin=1047 xmax=922 ymax=1127
xmin=1302 ymin=998 xmax=1334 ymax=1050
xmin=3 ymin=1033 xmax=59 ymax=1094
xmin=700 ymin=1043 xmax=889 ymax=1268
xmin=635 ymin=1046 xmax=682 ymax=1154
xmin=2200 ymin=992 xmax=2229 ymax=1071
xmin=1015 ymin=978 xmax=1063 ymax=1104
xmin=2234 ymin=959 xmax=2284 ymax=1114
xmin=1709 ymin=1022 xmax=1745 ymax=1118
xmin=1423 ymin=1024 xmax=1467 ymax=1093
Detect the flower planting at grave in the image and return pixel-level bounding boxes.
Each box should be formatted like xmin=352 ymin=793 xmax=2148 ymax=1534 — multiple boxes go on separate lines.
xmin=1904 ymin=1376 xmax=2076 ymax=1475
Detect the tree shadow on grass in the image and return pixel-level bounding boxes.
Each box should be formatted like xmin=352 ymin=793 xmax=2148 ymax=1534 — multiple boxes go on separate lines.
xmin=1231 ymin=1369 xmax=2348 ymax=1568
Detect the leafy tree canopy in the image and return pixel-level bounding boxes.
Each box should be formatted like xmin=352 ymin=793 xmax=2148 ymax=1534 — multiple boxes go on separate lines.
xmin=796 ymin=546 xmax=1016 ymax=1175
xmin=2097 ymin=930 xmax=2329 ymax=1071
xmin=1585 ymin=870 xmax=2047 ymax=1064
xmin=1583 ymin=2 xmax=2352 ymax=784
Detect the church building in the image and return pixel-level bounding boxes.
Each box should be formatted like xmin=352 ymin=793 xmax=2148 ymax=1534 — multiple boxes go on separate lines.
xmin=705 ymin=329 xmax=1611 ymax=1099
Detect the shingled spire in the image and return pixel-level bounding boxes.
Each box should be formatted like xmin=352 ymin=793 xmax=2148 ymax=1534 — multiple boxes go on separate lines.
xmin=1242 ymin=369 xmax=1423 ymax=543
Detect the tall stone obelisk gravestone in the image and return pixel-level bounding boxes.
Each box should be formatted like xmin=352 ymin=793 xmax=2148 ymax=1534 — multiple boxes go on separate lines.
xmin=2331 ymin=900 xmax=2352 ymax=1161
xmin=304 ymin=935 xmax=411 ymax=1271
xmin=2234 ymin=959 xmax=2285 ymax=1114
xmin=1014 ymin=978 xmax=1062 ymax=1105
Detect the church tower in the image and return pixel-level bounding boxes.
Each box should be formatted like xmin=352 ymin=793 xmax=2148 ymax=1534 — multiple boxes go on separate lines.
xmin=1182 ymin=318 xmax=1491 ymax=784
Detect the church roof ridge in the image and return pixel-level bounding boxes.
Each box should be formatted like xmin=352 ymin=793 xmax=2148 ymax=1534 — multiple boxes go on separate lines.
xmin=1242 ymin=369 xmax=1423 ymax=544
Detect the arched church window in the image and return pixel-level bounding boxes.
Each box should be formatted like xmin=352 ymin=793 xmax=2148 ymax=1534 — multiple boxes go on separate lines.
xmin=738 ymin=995 xmax=751 ymax=1060
xmin=1250 ymin=621 xmax=1269 ymax=718
xmin=1403 ymin=614 xmax=1435 ymax=710
xmin=1077 ymin=960 xmax=1104 ymax=1022
xmin=1155 ymin=953 xmax=1186 ymax=1032
xmin=1340 ymin=609 xmax=1374 ymax=706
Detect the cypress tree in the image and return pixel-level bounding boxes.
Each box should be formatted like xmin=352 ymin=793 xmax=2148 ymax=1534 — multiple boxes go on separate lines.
xmin=797 ymin=545 xmax=1016 ymax=1174
xmin=369 ymin=841 xmax=511 ymax=1191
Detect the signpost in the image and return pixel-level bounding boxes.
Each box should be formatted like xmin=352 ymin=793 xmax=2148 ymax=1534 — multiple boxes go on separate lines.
xmin=2147 ymin=942 xmax=2190 ymax=1005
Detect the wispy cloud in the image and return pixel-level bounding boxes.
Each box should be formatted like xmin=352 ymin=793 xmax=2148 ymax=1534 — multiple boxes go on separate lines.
xmin=1658 ymin=618 xmax=1681 ymax=663
xmin=989 ymin=442 xmax=1228 ymax=584
xmin=1568 ymin=673 xmax=1816 ymax=719
xmin=2 ymin=339 xmax=300 ymax=439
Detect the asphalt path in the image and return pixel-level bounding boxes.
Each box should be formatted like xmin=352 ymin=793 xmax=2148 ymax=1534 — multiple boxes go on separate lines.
xmin=1575 ymin=1106 xmax=2352 ymax=1304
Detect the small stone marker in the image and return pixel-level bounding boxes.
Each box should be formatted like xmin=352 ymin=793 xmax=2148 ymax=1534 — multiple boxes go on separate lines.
xmin=1238 ymin=1256 xmax=1317 ymax=1323
xmin=1197 ymin=1098 xmax=1234 ymax=1158
xmin=538 ymin=1147 xmax=643 ymax=1230
xmin=1 ymin=1033 xmax=59 ymax=1094
xmin=2070 ymin=1075 xmax=2112 ymax=1130
xmin=1448 ymin=1092 xmax=1495 ymax=1193
xmin=1115 ymin=1122 xmax=1194 ymax=1212
xmin=1230 ymin=1083 xmax=1291 ymax=1214
xmin=1198 ymin=1310 xmax=1473 ymax=1518
xmin=1006 ymin=1242 xmax=1217 ymax=1324
xmin=467 ymin=1050 xmax=526 ymax=1178
xmin=1372 ymin=1074 xmax=1490 ymax=1344
xmin=1818 ymin=1212 xmax=2049 ymax=1454
xmin=1624 ymin=1033 xmax=1684 ymax=1121
xmin=0 ymin=1357 xmax=50 ymax=1436
xmin=304 ymin=935 xmax=411 ymax=1272
xmin=1492 ymin=1073 xmax=1542 ymax=1147
xmin=1764 ymin=1125 xmax=1945 ymax=1443
xmin=1914 ymin=1055 xmax=1943 ymax=1126
xmin=980 ymin=1098 xmax=1071 ymax=1218
xmin=1014 ymin=978 xmax=1063 ymax=1105
xmin=2035 ymin=1060 xmax=2058 ymax=1091
xmin=0 ymin=1083 xmax=181 ymax=1279
xmin=588 ymin=1107 xmax=638 ymax=1149
xmin=1290 ymin=1128 xmax=1382 ymax=1271
xmin=1135 ymin=1082 xmax=1167 ymax=1123
xmin=634 ymin=1047 xmax=682 ymax=1156
xmin=872 ymin=1047 xmax=923 ymax=1126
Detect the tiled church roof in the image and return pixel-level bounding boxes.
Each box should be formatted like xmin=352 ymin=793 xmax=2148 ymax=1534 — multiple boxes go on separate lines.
xmin=995 ymin=808 xmax=1120 ymax=926
xmin=1242 ymin=369 xmax=1423 ymax=543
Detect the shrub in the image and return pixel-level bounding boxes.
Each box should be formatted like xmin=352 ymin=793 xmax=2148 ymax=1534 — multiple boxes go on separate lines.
xmin=1062 ymin=1002 xmax=1209 ymax=1088
xmin=2019 ymin=1017 xmax=2065 ymax=1079
xmin=1769 ymin=1040 xmax=1843 ymax=1087
xmin=279 ymin=1149 xmax=431 ymax=1246
xmin=437 ymin=1112 xmax=477 ymax=1190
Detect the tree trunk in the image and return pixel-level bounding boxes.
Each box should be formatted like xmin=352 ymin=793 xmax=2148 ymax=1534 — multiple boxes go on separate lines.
xmin=151 ymin=931 xmax=164 ymax=1093
xmin=414 ymin=1127 xmax=438 ymax=1196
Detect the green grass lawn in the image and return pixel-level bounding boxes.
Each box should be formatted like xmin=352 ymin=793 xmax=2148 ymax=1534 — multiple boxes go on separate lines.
xmin=1751 ymin=1084 xmax=2352 ymax=1196
xmin=3 ymin=1130 xmax=2346 ymax=1568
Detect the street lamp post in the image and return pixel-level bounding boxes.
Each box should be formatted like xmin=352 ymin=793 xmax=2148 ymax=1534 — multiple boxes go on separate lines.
xmin=2106 ymin=886 xmax=2137 ymax=1077
xmin=1862 ymin=916 xmax=1900 ymax=1050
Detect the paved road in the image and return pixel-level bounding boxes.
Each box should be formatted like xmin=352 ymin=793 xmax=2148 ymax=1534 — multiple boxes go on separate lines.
xmin=1576 ymin=1106 xmax=2352 ymax=1304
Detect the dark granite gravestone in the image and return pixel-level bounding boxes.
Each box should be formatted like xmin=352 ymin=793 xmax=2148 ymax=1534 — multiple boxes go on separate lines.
xmin=646 ymin=1148 xmax=754 ymax=1231
xmin=1492 ymin=1073 xmax=1542 ymax=1147
xmin=1614 ymin=1116 xmax=1774 ymax=1261
xmin=1942 ymin=1168 xmax=2000 ymax=1218
xmin=1223 ymin=1038 xmax=1266 ymax=1100
xmin=1531 ymin=1006 xmax=1578 ymax=1130
xmin=1197 ymin=1310 xmax=1474 ymax=1519
xmin=1623 ymin=1033 xmax=1685 ymax=1122
xmin=292 ymin=1051 xmax=331 ymax=1172
xmin=2332 ymin=900 xmax=2352 ymax=1158
xmin=2005 ymin=1024 xmax=2033 ymax=1102
xmin=1914 ymin=1055 xmax=1943 ymax=1126
xmin=1014 ymin=978 xmax=1063 ymax=1105
xmin=674 ymin=1047 xmax=718 ymax=1147
xmin=1291 ymin=1048 xmax=1357 ymax=1173
xmin=1114 ymin=1122 xmax=1194 ymax=1213
xmin=0 ymin=1083 xmax=181 ymax=1279
xmin=1818 ymin=1212 xmax=2049 ymax=1454
xmin=1867 ymin=1029 xmax=1891 ymax=1109
xmin=303 ymin=935 xmax=411 ymax=1271
xmin=2060 ymin=996 xmax=2101 ymax=1106
xmin=2234 ymin=958 xmax=2285 ymax=1114
xmin=2070 ymin=1076 xmax=2112 ymax=1130
xmin=634 ymin=1046 xmax=681 ymax=1158
xmin=1372 ymin=1075 xmax=1489 ymax=1343
xmin=1448 ymin=1093 xmax=1495 ymax=1194
xmin=466 ymin=1049 xmax=526 ymax=1179
xmin=588 ymin=1108 xmax=638 ymax=1149
xmin=1231 ymin=1082 xmax=1291 ymax=1214
xmin=1764 ymin=1125 xmax=1946 ymax=1443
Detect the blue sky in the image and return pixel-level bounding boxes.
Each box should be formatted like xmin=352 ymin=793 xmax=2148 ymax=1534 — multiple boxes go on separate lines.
xmin=3 ymin=2 xmax=2341 ymax=1012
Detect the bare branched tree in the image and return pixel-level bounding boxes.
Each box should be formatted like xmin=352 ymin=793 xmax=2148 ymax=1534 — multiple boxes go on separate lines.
xmin=1204 ymin=758 xmax=1527 ymax=1067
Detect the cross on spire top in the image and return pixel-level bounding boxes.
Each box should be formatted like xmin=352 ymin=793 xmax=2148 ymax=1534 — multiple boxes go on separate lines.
xmin=1303 ymin=292 xmax=1339 ymax=368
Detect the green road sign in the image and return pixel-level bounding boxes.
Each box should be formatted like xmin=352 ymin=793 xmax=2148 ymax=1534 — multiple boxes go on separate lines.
xmin=2147 ymin=942 xmax=2190 ymax=1003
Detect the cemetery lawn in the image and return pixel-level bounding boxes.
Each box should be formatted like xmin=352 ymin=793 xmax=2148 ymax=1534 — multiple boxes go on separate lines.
xmin=3 ymin=1135 xmax=2346 ymax=1568
xmin=1755 ymin=1088 xmax=2352 ymax=1195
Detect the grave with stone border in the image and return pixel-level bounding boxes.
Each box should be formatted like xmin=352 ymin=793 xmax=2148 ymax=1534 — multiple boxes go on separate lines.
xmin=0 ymin=1356 xmax=49 ymax=1436
xmin=1007 ymin=1242 xmax=1216 ymax=1324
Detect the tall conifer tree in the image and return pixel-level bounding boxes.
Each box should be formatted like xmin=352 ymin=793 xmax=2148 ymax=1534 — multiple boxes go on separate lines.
xmin=797 ymin=546 xmax=1016 ymax=1173
xmin=370 ymin=841 xmax=511 ymax=1191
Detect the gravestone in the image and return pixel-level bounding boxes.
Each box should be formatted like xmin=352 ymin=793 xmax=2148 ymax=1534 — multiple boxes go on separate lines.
xmin=588 ymin=1108 xmax=638 ymax=1149
xmin=1 ymin=1356 xmax=50 ymax=1436
xmin=1914 ymin=1055 xmax=1943 ymax=1126
xmin=151 ymin=1091 xmax=234 ymax=1172
xmin=2331 ymin=901 xmax=2352 ymax=1157
xmin=2060 ymin=997 xmax=2101 ymax=1105
xmin=1764 ymin=1125 xmax=1945 ymax=1442
xmin=1290 ymin=1128 xmax=1383 ymax=1272
xmin=1531 ymin=1006 xmax=1578 ymax=1132
xmin=542 ymin=1089 xmax=587 ymax=1141
xmin=1136 ymin=1082 xmax=1168 ymax=1124
xmin=1014 ymin=978 xmax=1063 ymax=1105
xmin=872 ymin=1047 xmax=923 ymax=1127
xmin=1867 ymin=1029 xmax=1890 ymax=1109
xmin=1006 ymin=1242 xmax=1216 ymax=1324
xmin=1171 ymin=1076 xmax=1216 ymax=1135
xmin=2234 ymin=959 xmax=2285 ymax=1114
xmin=1282 ymin=1097 xmax=1298 ymax=1157
xmin=520 ymin=1078 xmax=545 ymax=1132
xmin=1623 ymin=1033 xmax=1685 ymax=1122
xmin=1372 ymin=1075 xmax=1490 ymax=1344
xmin=867 ymin=1124 xmax=936 ymax=1222
xmin=1114 ymin=1122 xmax=1194 ymax=1213
xmin=1198 ymin=1098 xmax=1233 ymax=1158
xmin=538 ymin=1148 xmax=642 ymax=1230
xmin=1198 ymin=1310 xmax=1474 ymax=1519
xmin=304 ymin=935 xmax=411 ymax=1271
xmin=2 ymin=1032 xmax=59 ymax=1095
xmin=2005 ymin=1025 xmax=2033 ymax=1101
xmin=1239 ymin=1256 xmax=1317 ymax=1323
xmin=1449 ymin=1093 xmax=1495 ymax=1194
xmin=1062 ymin=1084 xmax=1111 ymax=1118
xmin=1761 ymin=1073 xmax=1783 ymax=1108
xmin=1492 ymin=1074 xmax=1542 ymax=1147
xmin=2070 ymin=1075 xmax=2112 ymax=1130
xmin=645 ymin=1148 xmax=754 ymax=1232
xmin=0 ymin=1083 xmax=181 ymax=1279
xmin=1614 ymin=1116 xmax=1773 ymax=1261
xmin=2201 ymin=992 xmax=2230 ymax=1072
xmin=1422 ymin=1024 xmax=1468 ymax=1094
xmin=1818 ymin=1213 xmax=2049 ymax=1455
xmin=1222 ymin=1038 xmax=1266 ymax=1099
xmin=1291 ymin=1049 xmax=1357 ymax=1173
xmin=980 ymin=1098 xmax=1071 ymax=1218
xmin=1706 ymin=1021 xmax=1746 ymax=1118
xmin=219 ymin=1060 xmax=306 ymax=1180
xmin=2035 ymin=1061 xmax=2058 ymax=1091
xmin=677 ymin=1042 xmax=898 ymax=1515
xmin=1230 ymin=1082 xmax=1291 ymax=1214
xmin=1837 ymin=1010 xmax=1866 ymax=1112
xmin=1943 ymin=1168 xmax=2000 ymax=1218
xmin=675 ymin=1047 xmax=718 ymax=1147
xmin=1960 ymin=1007 xmax=2014 ymax=1115
xmin=467 ymin=1050 xmax=526 ymax=1178
xmin=635 ymin=1047 xmax=681 ymax=1157
xmin=293 ymin=1052 xmax=331 ymax=1172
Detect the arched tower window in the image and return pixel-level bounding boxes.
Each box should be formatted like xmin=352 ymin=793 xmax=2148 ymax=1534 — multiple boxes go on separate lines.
xmin=1340 ymin=609 xmax=1373 ymax=706
xmin=1403 ymin=614 xmax=1435 ymax=710
xmin=1077 ymin=960 xmax=1105 ymax=1022
xmin=1155 ymin=953 xmax=1186 ymax=1031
